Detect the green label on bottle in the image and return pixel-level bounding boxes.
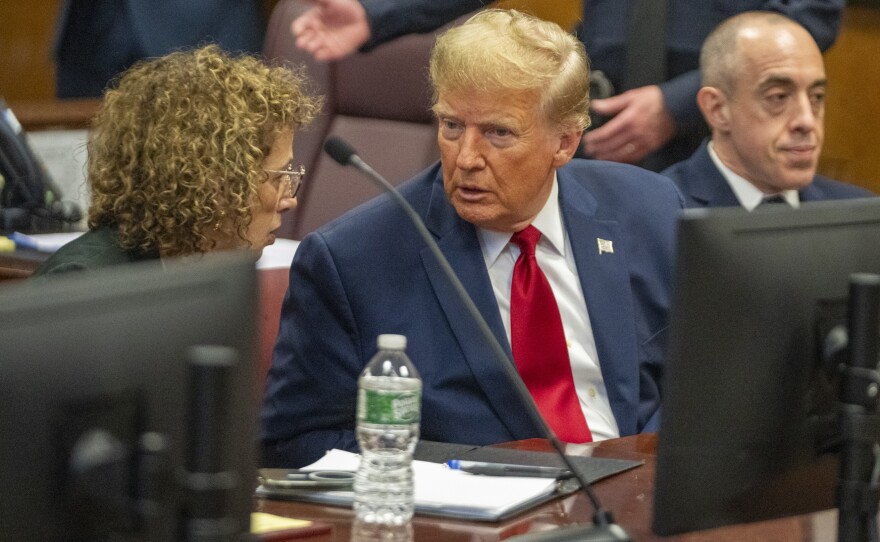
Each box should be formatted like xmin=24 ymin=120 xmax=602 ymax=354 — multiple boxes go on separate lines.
xmin=358 ymin=389 xmax=421 ymax=424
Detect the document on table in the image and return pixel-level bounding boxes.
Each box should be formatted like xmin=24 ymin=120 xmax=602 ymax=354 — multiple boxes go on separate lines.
xmin=10 ymin=231 xmax=83 ymax=252
xmin=255 ymin=449 xmax=575 ymax=521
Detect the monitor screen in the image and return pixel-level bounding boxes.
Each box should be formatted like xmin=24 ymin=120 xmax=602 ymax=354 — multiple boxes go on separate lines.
xmin=653 ymin=198 xmax=880 ymax=535
xmin=0 ymin=253 xmax=259 ymax=541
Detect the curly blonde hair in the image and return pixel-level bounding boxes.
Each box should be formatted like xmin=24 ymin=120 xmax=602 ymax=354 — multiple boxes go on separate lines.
xmin=87 ymin=45 xmax=322 ymax=257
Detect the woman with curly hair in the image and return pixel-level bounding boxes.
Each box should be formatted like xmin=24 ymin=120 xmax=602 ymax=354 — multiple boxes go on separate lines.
xmin=34 ymin=44 xmax=322 ymax=275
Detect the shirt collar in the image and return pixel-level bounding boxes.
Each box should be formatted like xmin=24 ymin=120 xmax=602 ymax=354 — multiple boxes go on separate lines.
xmin=708 ymin=141 xmax=799 ymax=210
xmin=478 ymin=174 xmax=564 ymax=266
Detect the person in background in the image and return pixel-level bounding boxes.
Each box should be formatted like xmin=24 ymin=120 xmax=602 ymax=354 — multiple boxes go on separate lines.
xmin=661 ymin=12 xmax=873 ymax=210
xmin=262 ymin=9 xmax=682 ymax=468
xmin=53 ymin=0 xmax=266 ymax=98
xmin=289 ymin=0 xmax=844 ymax=171
xmin=34 ymin=45 xmax=322 ymax=276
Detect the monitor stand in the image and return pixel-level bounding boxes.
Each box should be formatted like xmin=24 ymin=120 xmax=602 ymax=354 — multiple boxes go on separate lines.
xmin=62 ymin=345 xmax=244 ymax=542
xmin=833 ymin=274 xmax=880 ymax=542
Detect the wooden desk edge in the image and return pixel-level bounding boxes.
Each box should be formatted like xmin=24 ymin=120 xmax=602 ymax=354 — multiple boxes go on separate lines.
xmin=7 ymin=98 xmax=101 ymax=131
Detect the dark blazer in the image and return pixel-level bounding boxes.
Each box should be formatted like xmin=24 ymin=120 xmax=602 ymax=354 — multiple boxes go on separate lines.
xmin=54 ymin=0 xmax=265 ymax=97
xmin=33 ymin=226 xmax=158 ymax=276
xmin=261 ymin=160 xmax=683 ymax=467
xmin=359 ymin=0 xmax=844 ymax=169
xmin=662 ymin=140 xmax=874 ymax=208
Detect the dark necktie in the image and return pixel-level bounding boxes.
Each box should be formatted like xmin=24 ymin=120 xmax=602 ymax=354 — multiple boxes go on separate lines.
xmin=757 ymin=195 xmax=790 ymax=209
xmin=509 ymin=225 xmax=592 ymax=443
xmin=625 ymin=0 xmax=669 ymax=89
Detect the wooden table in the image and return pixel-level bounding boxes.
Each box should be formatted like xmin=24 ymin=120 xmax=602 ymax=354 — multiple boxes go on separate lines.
xmin=7 ymin=98 xmax=101 ymax=131
xmin=0 ymin=249 xmax=46 ymax=280
xmin=254 ymin=434 xmax=843 ymax=541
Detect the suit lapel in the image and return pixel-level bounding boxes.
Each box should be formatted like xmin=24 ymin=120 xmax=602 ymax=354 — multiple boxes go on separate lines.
xmin=558 ymin=172 xmax=640 ymax=435
xmin=798 ymin=180 xmax=823 ymax=202
xmin=687 ymin=144 xmax=741 ymax=208
xmin=420 ymin=176 xmax=539 ymax=440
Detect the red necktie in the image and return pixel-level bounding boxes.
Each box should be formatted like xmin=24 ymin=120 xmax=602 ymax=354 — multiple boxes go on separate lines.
xmin=510 ymin=225 xmax=592 ymax=443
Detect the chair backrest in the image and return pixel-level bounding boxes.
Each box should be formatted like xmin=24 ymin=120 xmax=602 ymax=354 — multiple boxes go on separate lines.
xmin=263 ymin=0 xmax=446 ymax=240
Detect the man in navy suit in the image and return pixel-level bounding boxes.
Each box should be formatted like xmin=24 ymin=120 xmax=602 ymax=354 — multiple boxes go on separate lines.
xmin=54 ymin=0 xmax=265 ymax=98
xmin=290 ymin=0 xmax=844 ymax=171
xmin=262 ymin=9 xmax=683 ymax=467
xmin=663 ymin=12 xmax=873 ymax=209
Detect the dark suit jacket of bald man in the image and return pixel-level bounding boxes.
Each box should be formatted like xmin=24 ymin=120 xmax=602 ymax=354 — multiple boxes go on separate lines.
xmin=662 ymin=140 xmax=874 ymax=208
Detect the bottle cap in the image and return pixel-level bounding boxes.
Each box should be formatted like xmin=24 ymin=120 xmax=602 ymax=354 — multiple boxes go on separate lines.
xmin=377 ymin=334 xmax=407 ymax=350
xmin=0 ymin=237 xmax=15 ymax=253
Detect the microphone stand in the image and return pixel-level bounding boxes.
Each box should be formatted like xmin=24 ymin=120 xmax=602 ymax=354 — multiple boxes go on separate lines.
xmin=324 ymin=137 xmax=631 ymax=542
xmin=837 ymin=274 xmax=880 ymax=542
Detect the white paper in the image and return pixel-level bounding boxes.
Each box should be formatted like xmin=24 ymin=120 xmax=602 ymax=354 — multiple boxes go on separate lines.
xmin=27 ymin=130 xmax=91 ymax=231
xmin=284 ymin=448 xmax=562 ymax=520
xmin=20 ymin=231 xmax=298 ymax=272
xmin=16 ymin=231 xmax=84 ymax=252
xmin=256 ymin=238 xmax=299 ymax=269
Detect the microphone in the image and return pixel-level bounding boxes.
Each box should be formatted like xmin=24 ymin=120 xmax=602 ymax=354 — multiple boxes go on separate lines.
xmin=324 ymin=136 xmax=631 ymax=542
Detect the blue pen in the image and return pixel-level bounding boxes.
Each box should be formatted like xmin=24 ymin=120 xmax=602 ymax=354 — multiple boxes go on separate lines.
xmin=446 ymin=459 xmax=573 ymax=479
xmin=9 ymin=232 xmax=38 ymax=251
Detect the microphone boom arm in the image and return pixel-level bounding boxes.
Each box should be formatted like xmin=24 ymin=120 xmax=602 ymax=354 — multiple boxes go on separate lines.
xmin=330 ymin=142 xmax=627 ymax=537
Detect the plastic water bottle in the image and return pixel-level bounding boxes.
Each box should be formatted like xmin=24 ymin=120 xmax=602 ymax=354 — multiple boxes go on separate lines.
xmin=354 ymin=334 xmax=422 ymax=525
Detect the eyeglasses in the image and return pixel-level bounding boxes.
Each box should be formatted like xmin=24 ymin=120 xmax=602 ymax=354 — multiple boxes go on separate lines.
xmin=264 ymin=162 xmax=305 ymax=198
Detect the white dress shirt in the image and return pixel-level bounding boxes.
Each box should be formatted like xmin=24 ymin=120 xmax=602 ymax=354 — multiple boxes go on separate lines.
xmin=708 ymin=141 xmax=799 ymax=210
xmin=476 ymin=177 xmax=620 ymax=440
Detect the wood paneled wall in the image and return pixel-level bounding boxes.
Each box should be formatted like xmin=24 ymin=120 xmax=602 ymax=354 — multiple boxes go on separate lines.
xmin=820 ymin=6 xmax=880 ymax=193
xmin=1 ymin=1 xmax=878 ymax=192
xmin=496 ymin=0 xmax=581 ymax=30
xmin=0 ymin=0 xmax=60 ymax=101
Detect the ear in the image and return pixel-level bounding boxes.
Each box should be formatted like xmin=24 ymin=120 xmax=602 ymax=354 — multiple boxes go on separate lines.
xmin=552 ymin=129 xmax=583 ymax=167
xmin=697 ymin=86 xmax=731 ymax=133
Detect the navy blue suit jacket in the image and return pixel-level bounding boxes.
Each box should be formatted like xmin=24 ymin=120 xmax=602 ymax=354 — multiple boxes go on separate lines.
xmin=359 ymin=0 xmax=843 ymax=169
xmin=662 ymin=141 xmax=874 ymax=208
xmin=261 ymin=160 xmax=683 ymax=467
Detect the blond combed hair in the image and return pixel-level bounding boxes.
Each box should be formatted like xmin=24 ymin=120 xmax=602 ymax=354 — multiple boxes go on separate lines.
xmin=87 ymin=45 xmax=322 ymax=257
xmin=429 ymin=9 xmax=590 ymax=132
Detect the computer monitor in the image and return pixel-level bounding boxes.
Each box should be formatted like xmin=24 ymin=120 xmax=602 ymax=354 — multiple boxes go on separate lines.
xmin=0 ymin=253 xmax=259 ymax=541
xmin=653 ymin=197 xmax=880 ymax=536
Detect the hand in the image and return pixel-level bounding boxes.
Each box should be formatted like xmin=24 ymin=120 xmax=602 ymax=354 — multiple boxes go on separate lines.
xmin=291 ymin=0 xmax=371 ymax=61
xmin=582 ymin=85 xmax=676 ymax=164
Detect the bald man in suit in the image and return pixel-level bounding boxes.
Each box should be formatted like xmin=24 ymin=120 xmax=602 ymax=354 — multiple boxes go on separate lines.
xmin=662 ymin=12 xmax=872 ymax=209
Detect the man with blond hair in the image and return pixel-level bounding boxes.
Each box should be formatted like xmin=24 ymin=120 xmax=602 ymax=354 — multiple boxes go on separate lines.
xmin=262 ymin=10 xmax=683 ymax=467
xmin=663 ymin=12 xmax=872 ymax=209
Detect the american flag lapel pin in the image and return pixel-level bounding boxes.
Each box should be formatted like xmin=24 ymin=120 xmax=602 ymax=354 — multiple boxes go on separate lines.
xmin=597 ymin=238 xmax=614 ymax=255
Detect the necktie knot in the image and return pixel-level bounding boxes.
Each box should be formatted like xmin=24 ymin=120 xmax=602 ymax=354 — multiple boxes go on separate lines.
xmin=761 ymin=195 xmax=787 ymax=206
xmin=512 ymin=225 xmax=541 ymax=257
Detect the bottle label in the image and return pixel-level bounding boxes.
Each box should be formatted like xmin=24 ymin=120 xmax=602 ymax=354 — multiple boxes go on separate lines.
xmin=358 ymin=389 xmax=421 ymax=424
